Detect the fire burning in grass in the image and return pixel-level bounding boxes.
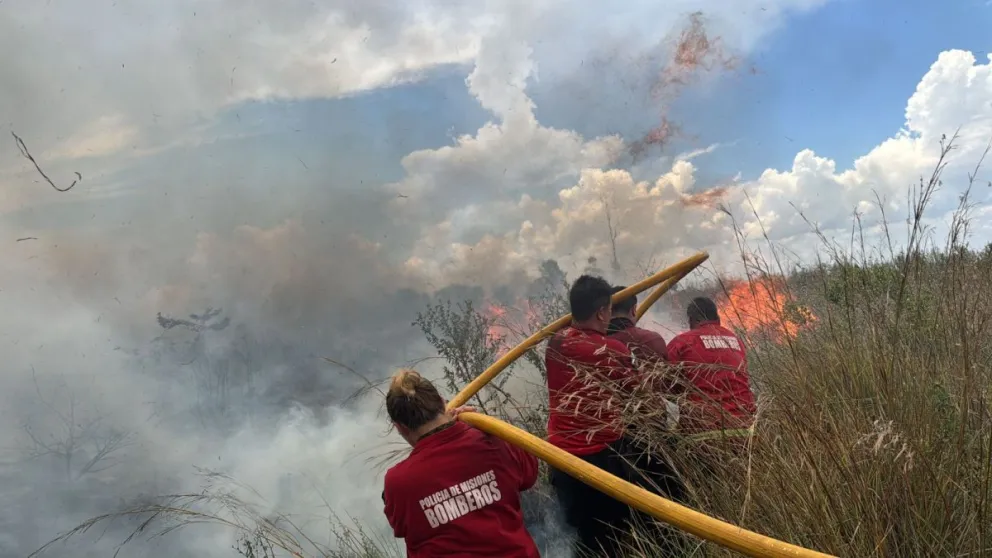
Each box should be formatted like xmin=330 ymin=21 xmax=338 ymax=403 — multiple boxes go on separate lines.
xmin=482 ymin=302 xmax=541 ymax=356
xmin=719 ymin=277 xmax=817 ymax=341
xmin=484 ymin=303 xmax=510 ymax=348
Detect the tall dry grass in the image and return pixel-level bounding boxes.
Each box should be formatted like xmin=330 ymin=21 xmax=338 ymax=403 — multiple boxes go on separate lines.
xmin=647 ymin=135 xmax=992 ymax=557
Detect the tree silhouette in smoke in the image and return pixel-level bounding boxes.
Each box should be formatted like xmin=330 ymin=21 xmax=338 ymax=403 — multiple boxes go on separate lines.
xmin=153 ymin=307 xmax=254 ymax=431
xmin=19 ymin=371 xmax=133 ymax=483
xmin=156 ymin=307 xmax=231 ymax=333
xmin=154 ymin=307 xmax=231 ymax=366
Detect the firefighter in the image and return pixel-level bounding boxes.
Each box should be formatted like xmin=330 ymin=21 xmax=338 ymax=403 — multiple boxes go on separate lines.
xmin=607 ymin=285 xmax=689 ymax=555
xmin=545 ymin=275 xmax=644 ymax=557
xmin=667 ymin=297 xmax=757 ymax=451
xmin=606 ymin=285 xmax=669 ymax=365
xmin=382 ymin=369 xmax=540 ymax=558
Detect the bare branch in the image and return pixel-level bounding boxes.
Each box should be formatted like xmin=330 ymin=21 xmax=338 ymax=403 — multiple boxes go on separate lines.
xmin=11 ymin=131 xmax=81 ymax=192
xmin=600 ymin=192 xmax=623 ymax=273
xmin=20 ymin=371 xmax=134 ymax=481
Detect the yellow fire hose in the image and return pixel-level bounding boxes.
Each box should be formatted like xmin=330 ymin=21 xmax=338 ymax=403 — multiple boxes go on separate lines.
xmin=634 ymin=264 xmax=695 ymax=323
xmin=445 ymin=253 xmax=836 ymax=558
xmin=458 ymin=412 xmax=832 ymax=558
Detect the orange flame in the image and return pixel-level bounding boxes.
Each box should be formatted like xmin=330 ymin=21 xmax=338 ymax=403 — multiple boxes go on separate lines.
xmin=484 ymin=303 xmax=509 ymax=349
xmin=719 ymin=277 xmax=817 ymax=341
xmin=481 ymin=301 xmax=539 ymax=357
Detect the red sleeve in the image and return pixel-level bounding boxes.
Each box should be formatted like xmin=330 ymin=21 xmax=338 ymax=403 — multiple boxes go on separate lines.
xmin=502 ymin=441 xmax=539 ymax=491
xmin=628 ymin=329 xmax=668 ymax=365
xmin=382 ymin=469 xmax=406 ymax=538
xmin=666 ymin=333 xmax=689 ymax=362
xmin=645 ymin=332 xmax=669 ymax=362
xmin=663 ymin=333 xmax=691 ymax=395
xmin=634 ymin=331 xmax=669 ymax=393
xmin=599 ymin=338 xmax=636 ymax=382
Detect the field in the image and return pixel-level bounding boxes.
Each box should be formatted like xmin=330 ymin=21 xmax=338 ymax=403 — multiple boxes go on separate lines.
xmin=35 ymin=150 xmax=992 ymax=558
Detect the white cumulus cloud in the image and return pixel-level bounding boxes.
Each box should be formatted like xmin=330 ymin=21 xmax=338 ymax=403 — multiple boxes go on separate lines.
xmin=404 ymin=49 xmax=992 ymax=288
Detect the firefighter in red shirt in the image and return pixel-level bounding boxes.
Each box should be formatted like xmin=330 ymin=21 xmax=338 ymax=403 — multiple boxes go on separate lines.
xmin=382 ymin=369 xmax=541 ymax=558
xmin=606 ymin=285 xmax=669 ymax=366
xmin=546 ymin=275 xmax=643 ymax=557
xmin=667 ymin=297 xmax=757 ymax=446
xmin=606 ymin=285 xmax=688 ymax=555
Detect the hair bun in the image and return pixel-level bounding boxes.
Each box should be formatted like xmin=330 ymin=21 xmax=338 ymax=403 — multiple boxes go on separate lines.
xmin=391 ymin=368 xmax=421 ymax=397
xmin=384 ymin=368 xmax=446 ymax=430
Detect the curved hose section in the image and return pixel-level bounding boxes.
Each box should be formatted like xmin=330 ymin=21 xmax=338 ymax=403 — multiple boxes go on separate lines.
xmin=458 ymin=412 xmax=834 ymax=558
xmin=446 ymin=252 xmax=710 ymax=411
xmin=634 ymin=264 xmax=695 ymax=323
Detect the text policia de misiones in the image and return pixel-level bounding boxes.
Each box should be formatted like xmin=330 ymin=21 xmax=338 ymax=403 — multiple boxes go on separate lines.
xmin=417 ymin=470 xmax=503 ymax=528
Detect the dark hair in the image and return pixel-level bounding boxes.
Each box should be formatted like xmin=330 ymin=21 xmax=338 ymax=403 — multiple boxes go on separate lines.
xmin=569 ymin=275 xmax=613 ymax=321
xmin=687 ymin=297 xmax=720 ymax=324
xmin=610 ymin=285 xmax=636 ymax=315
xmin=386 ymin=369 xmax=446 ymax=430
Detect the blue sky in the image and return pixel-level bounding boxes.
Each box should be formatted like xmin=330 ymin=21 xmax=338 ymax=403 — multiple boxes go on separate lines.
xmin=744 ymin=0 xmax=991 ymax=170
xmin=174 ymin=0 xmax=992 ymax=199
xmin=534 ymin=0 xmax=991 ymax=179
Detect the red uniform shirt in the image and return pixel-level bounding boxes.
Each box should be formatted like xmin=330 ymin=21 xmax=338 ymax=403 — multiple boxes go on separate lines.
xmin=608 ymin=317 xmax=669 ymax=365
xmin=667 ymin=321 xmax=756 ymax=434
xmin=545 ymin=325 xmax=637 ymax=455
xmin=383 ymin=421 xmax=540 ymax=558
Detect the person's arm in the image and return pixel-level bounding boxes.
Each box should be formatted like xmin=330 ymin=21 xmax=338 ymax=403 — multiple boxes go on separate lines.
xmin=599 ymin=338 xmax=636 ymax=382
xmin=630 ymin=331 xmax=669 ymax=394
xmin=644 ymin=331 xmax=669 ymax=362
xmin=382 ymin=471 xmax=406 ymax=538
xmin=662 ymin=335 xmax=689 ymax=396
xmin=503 ymin=441 xmax=539 ymax=491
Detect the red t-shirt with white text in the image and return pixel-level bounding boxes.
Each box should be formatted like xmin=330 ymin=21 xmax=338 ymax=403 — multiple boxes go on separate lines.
xmin=383 ymin=421 xmax=540 ymax=558
xmin=666 ymin=321 xmax=756 ymax=434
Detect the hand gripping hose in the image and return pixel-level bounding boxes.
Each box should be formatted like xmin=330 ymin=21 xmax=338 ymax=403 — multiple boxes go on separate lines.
xmin=445 ymin=253 xmax=836 ymax=558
